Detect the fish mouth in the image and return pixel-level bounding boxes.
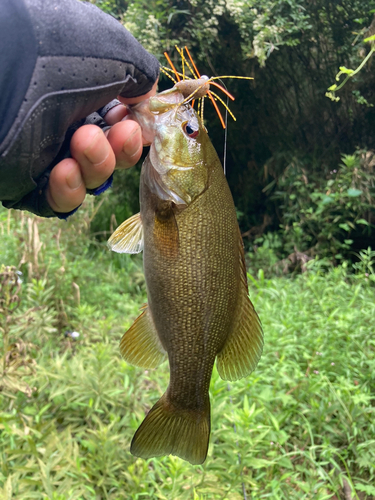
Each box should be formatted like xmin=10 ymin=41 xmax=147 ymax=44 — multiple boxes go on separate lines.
xmin=126 ymin=100 xmax=157 ymax=144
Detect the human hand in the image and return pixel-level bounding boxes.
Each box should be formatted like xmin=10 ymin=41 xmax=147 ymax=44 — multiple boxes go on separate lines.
xmin=0 ymin=0 xmax=159 ymax=217
xmin=46 ymin=83 xmax=157 ymax=214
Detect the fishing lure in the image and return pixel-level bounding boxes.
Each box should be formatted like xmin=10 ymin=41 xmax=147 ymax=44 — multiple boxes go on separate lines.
xmin=161 ymin=46 xmax=253 ymax=129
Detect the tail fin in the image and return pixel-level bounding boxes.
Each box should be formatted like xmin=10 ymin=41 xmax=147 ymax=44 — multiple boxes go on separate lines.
xmin=131 ymin=392 xmax=210 ymax=465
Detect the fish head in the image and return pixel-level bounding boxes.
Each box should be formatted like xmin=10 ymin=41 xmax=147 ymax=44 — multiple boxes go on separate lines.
xmin=129 ymin=88 xmax=216 ymax=206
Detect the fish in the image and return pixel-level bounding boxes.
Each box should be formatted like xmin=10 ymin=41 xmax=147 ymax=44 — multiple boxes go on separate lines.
xmin=108 ymin=83 xmax=263 ymax=465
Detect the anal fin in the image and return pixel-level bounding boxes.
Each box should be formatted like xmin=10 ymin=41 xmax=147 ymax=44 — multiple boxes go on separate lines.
xmin=108 ymin=212 xmax=143 ymax=254
xmin=216 ymin=232 xmax=264 ymax=381
xmin=120 ymin=305 xmax=166 ymax=369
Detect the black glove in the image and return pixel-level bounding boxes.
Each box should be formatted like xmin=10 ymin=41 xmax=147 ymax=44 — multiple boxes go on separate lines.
xmin=0 ymin=0 xmax=159 ymax=217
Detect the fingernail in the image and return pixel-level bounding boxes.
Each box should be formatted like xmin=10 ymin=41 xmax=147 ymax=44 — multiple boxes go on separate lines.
xmin=84 ymin=130 xmax=110 ymax=165
xmin=66 ymin=168 xmax=83 ymax=190
xmin=122 ymin=126 xmax=141 ymax=157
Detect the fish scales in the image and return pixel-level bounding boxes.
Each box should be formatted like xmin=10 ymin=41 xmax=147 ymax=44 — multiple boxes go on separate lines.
xmin=142 ymin=158 xmax=238 ymax=409
xmin=108 ymin=86 xmax=263 ymax=465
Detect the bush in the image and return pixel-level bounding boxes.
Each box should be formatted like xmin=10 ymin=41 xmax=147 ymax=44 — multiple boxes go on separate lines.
xmin=260 ymin=149 xmax=375 ymax=266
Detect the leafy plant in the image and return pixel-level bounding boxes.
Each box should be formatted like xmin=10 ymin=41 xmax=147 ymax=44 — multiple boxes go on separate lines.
xmin=268 ymin=149 xmax=375 ymax=263
xmin=352 ymin=246 xmax=375 ymax=282
xmin=0 ymin=266 xmax=36 ymax=397
xmin=327 ymin=32 xmax=375 ymax=103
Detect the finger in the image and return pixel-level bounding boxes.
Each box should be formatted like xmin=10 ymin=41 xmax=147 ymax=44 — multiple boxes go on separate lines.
xmin=70 ymin=124 xmax=116 ymax=189
xmin=118 ymin=80 xmax=158 ymax=105
xmin=104 ymin=103 xmax=128 ymax=125
xmin=121 ymin=115 xmax=153 ymax=146
xmin=46 ymin=158 xmax=86 ymax=213
xmin=106 ymin=120 xmax=143 ymax=169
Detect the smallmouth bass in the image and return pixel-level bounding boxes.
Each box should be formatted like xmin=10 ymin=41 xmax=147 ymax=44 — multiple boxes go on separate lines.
xmin=108 ymin=85 xmax=263 ymax=465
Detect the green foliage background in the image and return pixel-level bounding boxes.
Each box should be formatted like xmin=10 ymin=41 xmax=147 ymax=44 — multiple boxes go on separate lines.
xmin=0 ymin=205 xmax=374 ymax=499
xmin=1 ymin=1 xmax=375 ymax=499
xmin=91 ymin=0 xmax=375 ymax=264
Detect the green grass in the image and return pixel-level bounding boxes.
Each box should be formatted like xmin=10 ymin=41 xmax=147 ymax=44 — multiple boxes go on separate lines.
xmin=0 ymin=206 xmax=374 ymax=499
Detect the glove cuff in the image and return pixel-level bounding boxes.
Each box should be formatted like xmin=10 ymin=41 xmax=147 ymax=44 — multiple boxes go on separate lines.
xmin=86 ymin=173 xmax=114 ymax=196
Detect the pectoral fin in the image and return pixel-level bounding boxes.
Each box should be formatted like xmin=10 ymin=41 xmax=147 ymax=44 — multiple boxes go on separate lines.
xmin=120 ymin=305 xmax=166 ymax=369
xmin=107 ymin=213 xmax=143 ymax=254
xmin=153 ymin=204 xmax=180 ymax=258
xmin=216 ymin=235 xmax=264 ymax=381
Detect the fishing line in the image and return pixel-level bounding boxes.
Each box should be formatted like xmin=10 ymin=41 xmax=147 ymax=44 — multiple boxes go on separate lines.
xmin=218 ymin=78 xmax=229 ymax=177
xmin=224 ymin=104 xmax=228 ymax=177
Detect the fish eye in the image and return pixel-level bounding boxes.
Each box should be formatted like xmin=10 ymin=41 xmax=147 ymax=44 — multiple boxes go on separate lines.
xmin=183 ymin=121 xmax=199 ymax=139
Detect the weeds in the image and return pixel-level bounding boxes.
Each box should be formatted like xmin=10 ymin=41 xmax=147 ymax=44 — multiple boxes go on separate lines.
xmin=0 ymin=266 xmax=36 ymax=397
xmin=0 ymin=205 xmax=374 ymax=499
